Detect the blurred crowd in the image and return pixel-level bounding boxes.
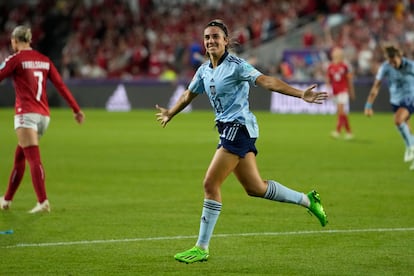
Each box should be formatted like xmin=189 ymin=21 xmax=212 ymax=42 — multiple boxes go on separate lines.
xmin=0 ymin=0 xmax=414 ymax=81
xmin=277 ymin=0 xmax=414 ymax=82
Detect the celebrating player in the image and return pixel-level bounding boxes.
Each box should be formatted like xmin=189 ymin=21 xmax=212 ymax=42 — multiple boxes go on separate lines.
xmin=156 ymin=19 xmax=328 ymax=264
xmin=0 ymin=25 xmax=85 ymax=213
xmin=364 ymin=45 xmax=414 ymax=170
xmin=326 ymin=47 xmax=355 ymax=139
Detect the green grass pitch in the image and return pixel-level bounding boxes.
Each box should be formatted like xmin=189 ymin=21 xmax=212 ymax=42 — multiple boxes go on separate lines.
xmin=0 ymin=108 xmax=413 ymax=275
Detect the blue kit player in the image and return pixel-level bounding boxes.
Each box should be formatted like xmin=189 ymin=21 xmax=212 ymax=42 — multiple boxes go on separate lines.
xmin=365 ymin=45 xmax=414 ymax=170
xmin=156 ymin=19 xmax=328 ymax=263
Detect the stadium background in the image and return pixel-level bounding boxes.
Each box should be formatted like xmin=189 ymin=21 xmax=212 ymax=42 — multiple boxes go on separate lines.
xmin=0 ymin=0 xmax=412 ymax=112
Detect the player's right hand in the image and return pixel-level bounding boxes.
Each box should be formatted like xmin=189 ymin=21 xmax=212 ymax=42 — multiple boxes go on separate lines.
xmin=155 ymin=104 xmax=171 ymax=127
xmin=75 ymin=111 xmax=85 ymax=124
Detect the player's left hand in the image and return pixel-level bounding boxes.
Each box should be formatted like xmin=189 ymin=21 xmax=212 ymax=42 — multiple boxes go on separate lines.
xmin=302 ymin=84 xmax=328 ymax=104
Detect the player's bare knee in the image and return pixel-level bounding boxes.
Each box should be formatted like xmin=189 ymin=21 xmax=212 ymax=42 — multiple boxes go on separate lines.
xmin=202 ymin=178 xmax=218 ymax=196
xmin=394 ymin=119 xmax=404 ymax=126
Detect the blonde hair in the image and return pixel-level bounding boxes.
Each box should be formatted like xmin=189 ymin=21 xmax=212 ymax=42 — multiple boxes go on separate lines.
xmin=11 ymin=25 xmax=32 ymax=43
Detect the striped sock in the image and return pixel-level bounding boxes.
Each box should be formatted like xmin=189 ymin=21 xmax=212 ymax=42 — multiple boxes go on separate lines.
xmin=264 ymin=180 xmax=306 ymax=206
xmin=196 ymin=199 xmax=222 ymax=250
xmin=397 ymin=122 xmax=413 ymax=147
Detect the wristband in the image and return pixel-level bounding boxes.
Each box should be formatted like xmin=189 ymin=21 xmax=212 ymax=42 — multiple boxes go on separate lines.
xmin=365 ymin=102 xmax=373 ymax=109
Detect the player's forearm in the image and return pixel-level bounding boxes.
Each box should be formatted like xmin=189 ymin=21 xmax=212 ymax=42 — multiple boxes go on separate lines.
xmin=366 ymin=87 xmax=379 ymax=104
xmin=168 ymin=90 xmax=194 ymax=117
xmin=258 ymin=75 xmax=303 ymax=98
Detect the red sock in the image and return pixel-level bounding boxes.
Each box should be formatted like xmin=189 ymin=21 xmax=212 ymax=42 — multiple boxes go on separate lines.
xmin=4 ymin=145 xmax=26 ymax=201
xmin=23 ymin=145 xmax=47 ymax=203
xmin=342 ymin=114 xmax=351 ymax=133
xmin=336 ymin=115 xmax=344 ymax=132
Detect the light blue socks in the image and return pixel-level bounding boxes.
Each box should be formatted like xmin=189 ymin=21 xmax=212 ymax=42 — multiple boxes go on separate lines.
xmin=397 ymin=122 xmax=414 ymax=147
xmin=196 ymin=199 xmax=222 ymax=249
xmin=264 ymin=180 xmax=304 ymax=205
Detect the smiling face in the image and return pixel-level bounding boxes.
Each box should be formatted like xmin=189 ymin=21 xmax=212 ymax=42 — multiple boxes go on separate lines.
xmin=383 ymin=46 xmax=403 ymax=69
xmin=203 ymin=26 xmax=228 ymax=59
xmin=387 ymin=56 xmax=402 ymax=69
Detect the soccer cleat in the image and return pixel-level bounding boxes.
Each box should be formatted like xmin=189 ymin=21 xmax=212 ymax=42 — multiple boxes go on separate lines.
xmin=330 ymin=131 xmax=340 ymax=139
xmin=404 ymin=146 xmax=414 ymax=162
xmin=344 ymin=133 xmax=354 ymax=140
xmin=28 ymin=200 xmax=51 ymax=214
xmin=174 ymin=246 xmax=209 ymax=263
xmin=307 ymin=190 xmax=328 ymax=227
xmin=0 ymin=196 xmax=12 ymax=210
xmin=410 ymin=160 xmax=414 ymax=171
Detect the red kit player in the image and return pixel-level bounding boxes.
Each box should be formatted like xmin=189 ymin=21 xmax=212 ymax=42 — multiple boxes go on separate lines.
xmin=326 ymin=47 xmax=356 ymax=139
xmin=0 ymin=25 xmax=85 ymax=213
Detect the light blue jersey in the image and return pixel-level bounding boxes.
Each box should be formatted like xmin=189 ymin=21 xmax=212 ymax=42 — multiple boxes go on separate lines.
xmin=376 ymin=57 xmax=414 ymax=106
xmin=188 ymin=52 xmax=263 ymax=137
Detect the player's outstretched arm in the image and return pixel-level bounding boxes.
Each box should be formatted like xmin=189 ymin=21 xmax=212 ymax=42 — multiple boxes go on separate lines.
xmin=256 ymin=75 xmax=328 ymax=104
xmin=156 ymin=90 xmax=198 ymax=127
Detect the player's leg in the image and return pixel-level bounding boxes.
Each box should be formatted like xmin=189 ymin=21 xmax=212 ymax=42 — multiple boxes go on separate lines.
xmin=0 ymin=145 xmax=26 ymax=210
xmin=175 ymin=147 xmax=238 ymax=263
xmin=394 ymin=107 xmax=414 ymax=162
xmin=338 ymin=103 xmax=353 ymax=139
xmin=338 ymin=93 xmax=352 ymax=139
xmin=233 ymin=152 xmax=327 ymax=226
xmin=331 ymin=97 xmax=341 ymax=138
xmin=15 ymin=114 xmax=50 ymax=213
xmin=233 ymin=152 xmax=307 ymax=204
xmin=198 ymin=148 xmax=238 ymax=246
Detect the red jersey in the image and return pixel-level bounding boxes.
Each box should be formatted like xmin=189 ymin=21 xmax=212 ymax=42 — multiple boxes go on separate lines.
xmin=0 ymin=49 xmax=80 ymax=116
xmin=327 ymin=62 xmax=351 ymax=95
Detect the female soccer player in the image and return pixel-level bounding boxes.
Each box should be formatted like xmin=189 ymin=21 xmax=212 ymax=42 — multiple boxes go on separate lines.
xmin=326 ymin=47 xmax=355 ymax=139
xmin=364 ymin=45 xmax=414 ymax=170
xmin=156 ymin=19 xmax=328 ymax=263
xmin=0 ymin=25 xmax=85 ymax=213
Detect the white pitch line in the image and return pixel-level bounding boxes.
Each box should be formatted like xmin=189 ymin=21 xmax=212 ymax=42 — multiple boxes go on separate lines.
xmin=3 ymin=227 xmax=414 ymax=249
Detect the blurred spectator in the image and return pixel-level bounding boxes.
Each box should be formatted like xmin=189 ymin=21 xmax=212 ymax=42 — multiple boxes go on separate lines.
xmin=159 ymin=63 xmax=177 ymax=82
xmin=188 ymin=37 xmax=204 ymax=72
xmin=357 ymin=41 xmax=374 ymax=76
xmin=79 ymin=54 xmax=107 ymax=79
xmin=302 ymin=26 xmax=315 ymax=48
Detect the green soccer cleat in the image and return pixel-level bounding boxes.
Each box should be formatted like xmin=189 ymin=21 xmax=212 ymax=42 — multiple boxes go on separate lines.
xmin=307 ymin=190 xmax=328 ymax=227
xmin=174 ymin=246 xmax=209 ymax=264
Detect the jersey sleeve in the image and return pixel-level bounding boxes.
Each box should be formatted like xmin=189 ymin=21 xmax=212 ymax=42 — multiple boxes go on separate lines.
xmin=0 ymin=54 xmax=18 ymax=81
xmin=406 ymin=59 xmax=414 ymax=74
xmin=237 ymin=61 xmax=263 ymax=86
xmin=188 ymin=65 xmax=205 ymax=94
xmin=376 ymin=63 xmax=387 ymax=81
xmin=48 ymin=62 xmax=81 ymax=113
